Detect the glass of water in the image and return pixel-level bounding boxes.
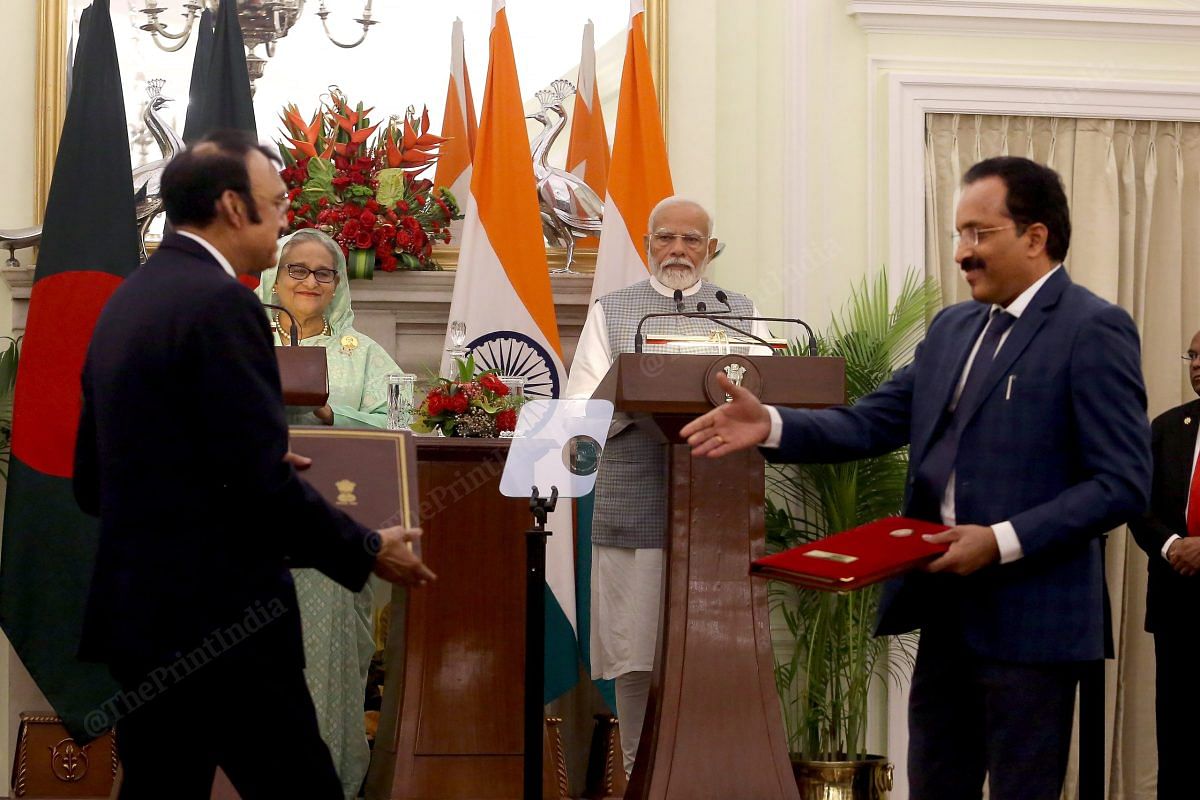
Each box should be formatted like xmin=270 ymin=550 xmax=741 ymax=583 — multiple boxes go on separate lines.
xmin=499 ymin=375 xmax=526 ymax=438
xmin=386 ymin=373 xmax=416 ymax=431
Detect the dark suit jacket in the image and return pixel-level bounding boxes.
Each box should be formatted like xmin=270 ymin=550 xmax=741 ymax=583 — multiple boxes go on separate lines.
xmin=74 ymin=232 xmax=378 ymax=675
xmin=772 ymin=268 xmax=1151 ymax=663
xmin=1128 ymin=398 xmax=1200 ymax=633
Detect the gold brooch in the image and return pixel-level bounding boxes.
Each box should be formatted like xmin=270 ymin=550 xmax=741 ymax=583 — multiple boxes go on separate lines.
xmin=340 ymin=334 xmax=359 ymax=354
xmin=1186 ymin=417 xmax=1193 ymax=425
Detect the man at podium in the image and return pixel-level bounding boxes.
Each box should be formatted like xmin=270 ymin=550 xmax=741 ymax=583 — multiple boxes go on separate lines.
xmin=566 ymin=196 xmax=772 ymax=776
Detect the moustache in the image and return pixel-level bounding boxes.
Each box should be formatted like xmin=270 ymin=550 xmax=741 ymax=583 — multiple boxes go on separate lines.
xmin=659 ymin=258 xmax=694 ymax=269
xmin=961 ymin=257 xmax=985 ymax=271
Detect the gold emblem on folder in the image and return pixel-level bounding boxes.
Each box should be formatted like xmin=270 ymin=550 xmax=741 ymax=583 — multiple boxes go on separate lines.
xmin=335 ymin=479 xmax=358 ymax=506
xmin=803 ymin=549 xmax=858 ymax=564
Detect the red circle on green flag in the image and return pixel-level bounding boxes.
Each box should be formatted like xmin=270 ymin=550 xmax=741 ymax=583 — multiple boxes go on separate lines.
xmin=12 ymin=271 xmax=123 ymax=478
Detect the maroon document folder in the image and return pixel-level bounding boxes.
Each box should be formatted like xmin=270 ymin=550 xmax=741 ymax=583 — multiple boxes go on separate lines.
xmin=287 ymin=427 xmax=418 ymax=532
xmin=751 ymin=516 xmax=950 ymax=592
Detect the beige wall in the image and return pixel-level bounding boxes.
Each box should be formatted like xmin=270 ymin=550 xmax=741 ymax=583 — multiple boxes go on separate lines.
xmin=0 ymin=2 xmax=35 ymax=338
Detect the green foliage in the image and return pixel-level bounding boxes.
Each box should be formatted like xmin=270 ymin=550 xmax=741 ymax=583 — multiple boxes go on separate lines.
xmin=768 ymin=271 xmax=939 ymax=760
xmin=0 ymin=336 xmax=22 ymax=481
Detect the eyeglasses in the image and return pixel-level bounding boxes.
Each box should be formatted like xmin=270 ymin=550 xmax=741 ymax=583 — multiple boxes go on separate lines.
xmin=650 ymin=232 xmax=708 ymax=250
xmin=951 ymin=225 xmax=1014 ymax=248
xmin=1181 ymin=351 xmax=1200 ymax=363
xmin=284 ymin=264 xmax=338 ymax=284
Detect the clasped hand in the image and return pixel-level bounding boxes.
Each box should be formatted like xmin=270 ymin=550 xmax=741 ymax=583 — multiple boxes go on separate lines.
xmin=921 ymin=524 xmax=1000 ymax=576
xmin=1167 ymin=537 xmax=1200 ymax=577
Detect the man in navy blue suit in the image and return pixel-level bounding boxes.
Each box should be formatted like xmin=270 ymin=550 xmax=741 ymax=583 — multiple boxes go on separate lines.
xmin=75 ymin=130 xmax=434 ymax=799
xmin=682 ymin=157 xmax=1151 ymax=799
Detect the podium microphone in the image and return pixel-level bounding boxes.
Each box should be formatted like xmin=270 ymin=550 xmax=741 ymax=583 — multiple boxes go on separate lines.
xmin=673 ymin=288 xmax=684 ymax=312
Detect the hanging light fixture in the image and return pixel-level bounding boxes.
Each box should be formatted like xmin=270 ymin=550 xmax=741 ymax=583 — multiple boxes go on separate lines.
xmin=137 ymin=1 xmax=378 ymax=85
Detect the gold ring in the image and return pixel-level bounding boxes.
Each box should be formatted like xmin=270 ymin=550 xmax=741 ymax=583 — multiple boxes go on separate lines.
xmin=714 ymin=434 xmax=724 ymax=445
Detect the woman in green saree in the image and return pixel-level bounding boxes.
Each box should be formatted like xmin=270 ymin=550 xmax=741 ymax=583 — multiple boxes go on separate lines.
xmin=255 ymin=228 xmax=402 ymax=799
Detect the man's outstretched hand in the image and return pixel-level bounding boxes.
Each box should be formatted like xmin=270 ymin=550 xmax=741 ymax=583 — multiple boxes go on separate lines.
xmin=373 ymin=526 xmax=437 ymax=587
xmin=681 ymin=373 xmax=772 ymax=457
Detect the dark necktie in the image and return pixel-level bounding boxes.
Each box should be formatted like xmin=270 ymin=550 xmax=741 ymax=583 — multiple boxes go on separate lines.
xmin=913 ymin=309 xmax=1016 ymax=516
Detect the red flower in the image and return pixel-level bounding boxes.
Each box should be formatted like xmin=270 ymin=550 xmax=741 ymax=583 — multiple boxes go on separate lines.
xmin=354 ymin=231 xmax=374 ymax=250
xmin=425 ymin=391 xmax=447 ymax=417
xmin=442 ymin=231 xmax=452 ymax=243
xmin=341 ymin=219 xmax=361 ymax=238
xmin=480 ymin=373 xmax=509 ymax=396
xmin=496 ymin=408 xmax=518 ymax=433
xmin=317 ymin=197 xmax=329 ymax=208
xmin=331 ymin=176 xmax=351 ymax=190
xmin=359 ymin=209 xmax=375 ymax=227
xmin=447 ymin=391 xmax=469 ymax=415
xmin=400 ymin=216 xmax=422 ymax=235
xmin=397 ymin=200 xmax=411 ymax=214
xmin=379 ymin=253 xmax=398 ymax=271
xmin=365 ymin=198 xmax=380 ymax=213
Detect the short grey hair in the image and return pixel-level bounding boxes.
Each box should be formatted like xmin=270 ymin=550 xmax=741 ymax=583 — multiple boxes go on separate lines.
xmin=647 ymin=196 xmax=715 ymax=239
xmin=279 ymin=228 xmax=342 ymax=269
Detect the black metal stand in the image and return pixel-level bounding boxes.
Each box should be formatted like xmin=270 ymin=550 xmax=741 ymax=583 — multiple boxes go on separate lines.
xmin=524 ymin=486 xmax=558 ymax=800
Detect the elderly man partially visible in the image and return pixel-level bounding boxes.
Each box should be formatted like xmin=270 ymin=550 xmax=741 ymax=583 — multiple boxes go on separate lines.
xmin=566 ymin=196 xmax=772 ymax=776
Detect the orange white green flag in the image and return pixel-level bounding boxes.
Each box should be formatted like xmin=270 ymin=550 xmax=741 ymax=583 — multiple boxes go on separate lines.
xmin=588 ymin=0 xmax=673 ymax=304
xmin=442 ymin=0 xmax=578 ymax=702
xmin=432 ymin=17 xmax=478 ymax=245
xmin=565 ymin=19 xmax=610 ymax=222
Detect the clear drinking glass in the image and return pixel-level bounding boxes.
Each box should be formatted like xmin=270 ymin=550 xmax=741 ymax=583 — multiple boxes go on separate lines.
xmin=499 ymin=375 xmax=526 ymax=438
xmin=445 ymin=320 xmax=469 ymax=378
xmin=386 ymin=373 xmax=416 ymax=431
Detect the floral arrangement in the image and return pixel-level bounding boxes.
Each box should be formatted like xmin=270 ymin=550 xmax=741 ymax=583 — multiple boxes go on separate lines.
xmin=411 ymin=357 xmax=524 ymax=438
xmin=277 ymin=88 xmax=462 ymax=275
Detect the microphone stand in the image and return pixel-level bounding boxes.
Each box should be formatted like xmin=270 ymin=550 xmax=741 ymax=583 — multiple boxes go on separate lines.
xmin=262 ymin=302 xmax=302 ymax=347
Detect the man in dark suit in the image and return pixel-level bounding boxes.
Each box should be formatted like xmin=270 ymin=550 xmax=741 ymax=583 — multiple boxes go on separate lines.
xmin=73 ymin=130 xmax=435 ymax=799
xmin=682 ymin=157 xmax=1151 ymax=799
xmin=1129 ymin=330 xmax=1200 ymax=799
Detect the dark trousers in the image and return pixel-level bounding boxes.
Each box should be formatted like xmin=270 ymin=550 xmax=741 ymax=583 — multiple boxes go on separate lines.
xmin=1154 ymin=630 xmax=1200 ymax=799
xmin=908 ymin=630 xmax=1081 ymax=800
xmin=113 ymin=654 xmax=342 ymax=800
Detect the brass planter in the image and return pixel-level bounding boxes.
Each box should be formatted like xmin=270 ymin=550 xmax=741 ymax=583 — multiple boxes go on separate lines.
xmin=790 ymin=754 xmax=893 ymax=800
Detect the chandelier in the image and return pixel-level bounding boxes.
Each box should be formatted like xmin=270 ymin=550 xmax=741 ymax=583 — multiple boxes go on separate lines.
xmin=137 ymin=1 xmax=378 ymax=85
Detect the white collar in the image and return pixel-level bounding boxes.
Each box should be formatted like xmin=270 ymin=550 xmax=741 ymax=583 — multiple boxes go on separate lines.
xmin=176 ymin=230 xmax=238 ymax=280
xmin=996 ymin=263 xmax=1062 ymax=319
xmin=649 ymin=274 xmax=704 ymax=297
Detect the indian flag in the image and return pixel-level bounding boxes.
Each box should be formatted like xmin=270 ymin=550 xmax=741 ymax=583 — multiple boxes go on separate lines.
xmin=432 ymin=17 xmax=478 ymax=246
xmin=443 ymin=0 xmax=578 ymax=703
xmin=588 ymin=0 xmax=674 ymax=304
xmin=565 ymin=19 xmax=609 ymax=249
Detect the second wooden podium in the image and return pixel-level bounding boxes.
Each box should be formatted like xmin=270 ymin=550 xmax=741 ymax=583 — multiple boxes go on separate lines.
xmin=596 ymin=353 xmax=845 ymax=800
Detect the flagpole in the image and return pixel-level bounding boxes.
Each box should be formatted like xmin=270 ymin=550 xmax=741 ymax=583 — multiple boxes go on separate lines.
xmin=524 ymin=487 xmax=557 ymax=799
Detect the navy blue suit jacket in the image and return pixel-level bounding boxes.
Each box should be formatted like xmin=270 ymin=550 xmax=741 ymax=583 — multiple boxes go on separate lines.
xmin=773 ymin=268 xmax=1151 ymax=662
xmin=74 ymin=233 xmax=379 ymax=675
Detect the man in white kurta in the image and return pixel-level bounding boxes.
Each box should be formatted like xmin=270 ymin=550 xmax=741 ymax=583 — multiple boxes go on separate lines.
xmin=566 ymin=197 xmax=772 ymax=776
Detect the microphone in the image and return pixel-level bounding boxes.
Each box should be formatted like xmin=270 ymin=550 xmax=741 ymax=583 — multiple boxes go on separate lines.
xmin=714 ymin=290 xmax=732 ymax=311
xmin=262 ymin=302 xmax=301 ymax=347
xmin=696 ymin=302 xmax=707 ymax=313
xmin=673 ymin=288 xmax=684 ymax=312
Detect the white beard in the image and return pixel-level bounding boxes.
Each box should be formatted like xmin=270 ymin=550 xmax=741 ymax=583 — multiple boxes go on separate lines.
xmin=652 ymin=257 xmax=705 ymax=291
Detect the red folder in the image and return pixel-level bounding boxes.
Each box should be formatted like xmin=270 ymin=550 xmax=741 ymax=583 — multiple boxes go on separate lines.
xmin=751 ymin=516 xmax=950 ymax=592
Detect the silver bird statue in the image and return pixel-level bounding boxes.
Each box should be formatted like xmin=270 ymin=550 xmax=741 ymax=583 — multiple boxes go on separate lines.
xmin=526 ymin=79 xmax=604 ymax=273
xmin=0 ymin=227 xmax=41 ymax=269
xmin=132 ymin=78 xmax=186 ymax=262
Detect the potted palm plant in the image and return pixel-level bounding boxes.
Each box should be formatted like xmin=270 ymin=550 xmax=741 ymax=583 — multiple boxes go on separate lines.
xmin=766 ymin=272 xmax=939 ymax=799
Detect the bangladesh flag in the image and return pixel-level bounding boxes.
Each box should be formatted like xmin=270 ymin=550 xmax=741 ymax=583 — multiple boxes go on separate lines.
xmin=182 ymin=0 xmax=255 ymax=143
xmin=0 ymin=0 xmax=140 ymax=742
xmin=182 ymin=0 xmax=258 ymax=289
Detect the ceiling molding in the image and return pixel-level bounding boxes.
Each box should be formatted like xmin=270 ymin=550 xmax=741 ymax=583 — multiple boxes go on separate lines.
xmin=848 ymin=1 xmax=1200 ymax=42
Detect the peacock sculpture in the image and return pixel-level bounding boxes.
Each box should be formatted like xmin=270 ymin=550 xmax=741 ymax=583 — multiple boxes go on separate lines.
xmin=526 ymin=79 xmax=604 ymax=273
xmin=132 ymin=78 xmax=186 ymax=262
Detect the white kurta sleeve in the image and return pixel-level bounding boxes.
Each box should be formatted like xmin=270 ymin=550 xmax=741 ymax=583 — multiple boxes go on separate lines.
xmin=566 ymin=301 xmax=613 ymax=399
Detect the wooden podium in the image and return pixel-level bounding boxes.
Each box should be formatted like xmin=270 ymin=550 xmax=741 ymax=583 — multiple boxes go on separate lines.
xmin=366 ymin=437 xmax=566 ymax=800
xmin=595 ymin=353 xmax=845 ymax=800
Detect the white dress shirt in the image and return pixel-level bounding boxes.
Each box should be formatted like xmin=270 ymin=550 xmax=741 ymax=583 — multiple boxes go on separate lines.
xmin=176 ymin=230 xmax=239 ymax=280
xmin=763 ymin=266 xmax=1065 ymax=563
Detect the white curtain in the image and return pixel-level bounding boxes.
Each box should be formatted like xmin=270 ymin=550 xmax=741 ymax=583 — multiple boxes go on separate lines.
xmin=925 ymin=113 xmax=1200 ymax=800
